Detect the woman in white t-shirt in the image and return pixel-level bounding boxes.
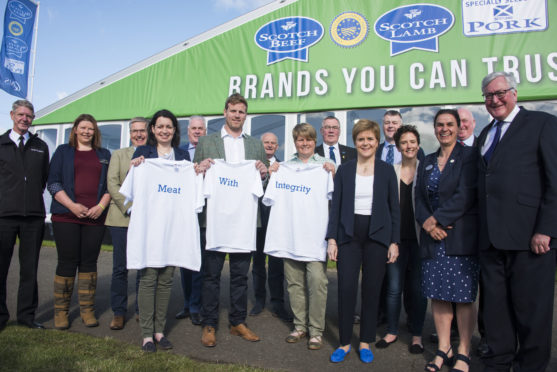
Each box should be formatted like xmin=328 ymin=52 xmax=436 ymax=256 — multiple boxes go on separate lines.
xmin=326 ymin=119 xmax=400 ymax=364
xmin=130 ymin=109 xmax=190 ymax=353
xmin=268 ymin=123 xmax=335 ymax=351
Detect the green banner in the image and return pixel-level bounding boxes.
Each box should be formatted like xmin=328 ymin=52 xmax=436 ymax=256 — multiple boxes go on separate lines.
xmin=35 ymin=0 xmax=557 ymax=125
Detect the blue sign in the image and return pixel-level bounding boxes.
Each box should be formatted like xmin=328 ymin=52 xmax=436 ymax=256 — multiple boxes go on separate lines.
xmin=0 ymin=0 xmax=37 ymax=98
xmin=374 ymin=4 xmax=454 ymax=56
xmin=255 ymin=17 xmax=324 ymax=65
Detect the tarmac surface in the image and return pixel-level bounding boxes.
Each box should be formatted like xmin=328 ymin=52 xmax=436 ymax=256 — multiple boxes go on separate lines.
xmin=5 ymin=245 xmax=557 ymax=371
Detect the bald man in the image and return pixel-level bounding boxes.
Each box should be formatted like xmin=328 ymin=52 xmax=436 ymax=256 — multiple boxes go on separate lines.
xmin=457 ymin=108 xmax=477 ymax=147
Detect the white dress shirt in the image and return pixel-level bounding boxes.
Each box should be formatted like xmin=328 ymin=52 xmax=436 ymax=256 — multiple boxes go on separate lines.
xmin=380 ymin=142 xmax=402 ymax=164
xmin=481 ymin=105 xmax=520 ymax=156
xmin=221 ymin=126 xmax=246 ymax=162
xmin=9 ymin=130 xmax=29 ymax=146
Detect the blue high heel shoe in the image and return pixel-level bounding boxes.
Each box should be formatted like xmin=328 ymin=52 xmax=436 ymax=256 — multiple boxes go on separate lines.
xmin=330 ymin=346 xmax=351 ymax=363
xmin=359 ymin=347 xmax=374 ymax=363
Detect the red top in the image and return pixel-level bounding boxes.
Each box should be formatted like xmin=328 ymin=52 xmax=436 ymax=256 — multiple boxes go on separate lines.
xmin=51 ymin=149 xmax=105 ymax=225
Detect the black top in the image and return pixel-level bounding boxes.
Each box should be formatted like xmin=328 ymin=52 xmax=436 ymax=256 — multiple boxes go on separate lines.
xmin=400 ymin=180 xmax=417 ymax=241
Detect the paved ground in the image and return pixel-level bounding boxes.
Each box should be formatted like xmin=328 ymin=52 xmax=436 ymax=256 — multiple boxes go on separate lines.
xmin=5 ymin=246 xmax=557 ymax=371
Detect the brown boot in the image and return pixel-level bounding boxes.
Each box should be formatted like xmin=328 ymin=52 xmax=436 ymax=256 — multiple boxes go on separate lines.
xmin=230 ymin=323 xmax=260 ymax=342
xmin=110 ymin=315 xmax=125 ymax=330
xmin=201 ymin=326 xmax=217 ymax=347
xmin=78 ymin=272 xmax=98 ymax=327
xmin=53 ymin=275 xmax=74 ymax=330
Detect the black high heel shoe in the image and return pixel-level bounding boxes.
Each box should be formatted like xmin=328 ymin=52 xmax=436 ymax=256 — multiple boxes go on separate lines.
xmin=425 ymin=347 xmax=453 ymax=372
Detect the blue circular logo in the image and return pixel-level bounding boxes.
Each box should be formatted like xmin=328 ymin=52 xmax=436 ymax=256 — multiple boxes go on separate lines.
xmin=330 ymin=12 xmax=369 ymax=48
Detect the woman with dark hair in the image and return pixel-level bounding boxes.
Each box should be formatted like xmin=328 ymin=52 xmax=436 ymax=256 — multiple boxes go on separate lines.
xmin=327 ymin=119 xmax=399 ymax=364
xmin=48 ymin=114 xmax=111 ymax=330
xmin=130 ymin=109 xmax=190 ymax=352
xmin=415 ymin=109 xmax=478 ymax=372
xmin=377 ymin=125 xmax=428 ymax=354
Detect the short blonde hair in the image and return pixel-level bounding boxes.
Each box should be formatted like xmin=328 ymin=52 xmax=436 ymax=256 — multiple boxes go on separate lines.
xmin=292 ymin=123 xmax=317 ymax=142
xmin=352 ymin=119 xmax=380 ymax=143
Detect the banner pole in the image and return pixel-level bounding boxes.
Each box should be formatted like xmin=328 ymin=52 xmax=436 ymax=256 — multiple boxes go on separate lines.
xmin=27 ymin=0 xmax=40 ymax=102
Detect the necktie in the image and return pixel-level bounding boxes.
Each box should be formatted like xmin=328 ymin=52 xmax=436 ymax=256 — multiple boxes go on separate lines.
xmin=329 ymin=146 xmax=336 ymax=164
xmin=483 ymin=121 xmax=503 ymax=163
xmin=18 ymin=136 xmax=24 ymax=153
xmin=386 ymin=144 xmax=394 ymax=165
xmin=458 ymin=139 xmax=466 ymax=146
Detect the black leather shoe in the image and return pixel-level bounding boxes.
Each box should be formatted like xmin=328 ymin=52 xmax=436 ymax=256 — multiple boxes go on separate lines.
xmin=190 ymin=312 xmax=202 ymax=326
xmin=375 ymin=337 xmax=398 ymax=349
xmin=271 ymin=307 xmax=293 ymax=322
xmin=18 ymin=321 xmax=45 ymax=329
xmin=476 ymin=338 xmax=490 ymax=357
xmin=249 ymin=302 xmax=264 ymax=316
xmin=175 ymin=309 xmax=190 ymax=319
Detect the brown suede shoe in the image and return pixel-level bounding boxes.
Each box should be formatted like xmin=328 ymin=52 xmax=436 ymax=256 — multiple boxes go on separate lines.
xmin=110 ymin=315 xmax=124 ymax=330
xmin=230 ymin=323 xmax=260 ymax=342
xmin=201 ymin=326 xmax=217 ymax=347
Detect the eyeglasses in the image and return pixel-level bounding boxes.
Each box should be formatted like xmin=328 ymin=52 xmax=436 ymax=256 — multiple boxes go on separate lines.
xmin=482 ymin=88 xmax=513 ymax=101
xmin=323 ymin=126 xmax=340 ymax=131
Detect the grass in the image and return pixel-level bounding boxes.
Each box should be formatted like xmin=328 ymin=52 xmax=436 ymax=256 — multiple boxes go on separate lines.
xmin=0 ymin=325 xmax=266 ymax=372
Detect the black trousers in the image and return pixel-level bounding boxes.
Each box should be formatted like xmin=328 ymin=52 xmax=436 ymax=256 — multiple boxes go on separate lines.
xmin=480 ymin=247 xmax=555 ymax=372
xmin=201 ymin=251 xmax=251 ymax=328
xmin=52 ymin=221 xmax=105 ymax=277
xmin=252 ymin=225 xmax=285 ymax=310
xmin=337 ymin=215 xmax=387 ymax=345
xmin=0 ymin=216 xmax=44 ymax=325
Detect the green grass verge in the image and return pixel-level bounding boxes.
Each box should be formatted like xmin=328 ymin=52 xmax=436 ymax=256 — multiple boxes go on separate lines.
xmin=0 ymin=325 xmax=266 ymax=372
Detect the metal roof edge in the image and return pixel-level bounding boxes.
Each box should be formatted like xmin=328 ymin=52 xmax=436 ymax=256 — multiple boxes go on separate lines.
xmin=35 ymin=0 xmax=297 ymax=120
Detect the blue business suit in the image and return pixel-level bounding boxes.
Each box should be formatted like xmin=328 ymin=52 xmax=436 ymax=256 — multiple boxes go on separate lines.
xmin=326 ymin=157 xmax=400 ymax=345
xmin=476 ymin=108 xmax=557 ymax=371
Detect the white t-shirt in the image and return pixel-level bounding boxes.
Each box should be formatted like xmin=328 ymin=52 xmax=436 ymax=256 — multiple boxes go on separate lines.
xmin=204 ymin=159 xmax=263 ymax=253
xmin=354 ymin=174 xmax=374 ymax=215
xmin=119 ymin=158 xmax=204 ymax=270
xmin=263 ymin=162 xmax=334 ymax=262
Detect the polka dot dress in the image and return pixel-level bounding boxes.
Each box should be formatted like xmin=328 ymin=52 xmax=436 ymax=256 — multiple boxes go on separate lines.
xmin=421 ymin=163 xmax=479 ymax=303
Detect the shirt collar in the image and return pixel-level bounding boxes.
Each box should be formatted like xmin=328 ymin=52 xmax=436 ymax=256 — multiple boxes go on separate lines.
xmin=497 ymin=105 xmax=520 ymax=124
xmin=9 ymin=129 xmax=29 ymax=144
xmin=325 ymin=142 xmax=339 ymax=151
xmin=221 ymin=126 xmax=246 ymax=139
xmin=462 ymin=135 xmax=475 ymax=146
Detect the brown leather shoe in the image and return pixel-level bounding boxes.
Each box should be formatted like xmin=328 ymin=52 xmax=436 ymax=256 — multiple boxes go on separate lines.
xmin=230 ymin=323 xmax=260 ymax=342
xmin=201 ymin=326 xmax=217 ymax=347
xmin=110 ymin=315 xmax=124 ymax=330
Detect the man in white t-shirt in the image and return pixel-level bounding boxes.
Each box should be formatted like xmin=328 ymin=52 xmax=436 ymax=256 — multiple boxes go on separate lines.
xmin=194 ymin=93 xmax=268 ymax=347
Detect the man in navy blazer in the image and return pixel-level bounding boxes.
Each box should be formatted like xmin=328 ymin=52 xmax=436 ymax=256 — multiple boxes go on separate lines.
xmin=176 ymin=116 xmax=206 ymax=325
xmin=477 ymin=71 xmax=557 ymax=372
xmin=315 ymin=116 xmax=356 ymax=165
xmin=377 ymin=110 xmax=425 ymax=164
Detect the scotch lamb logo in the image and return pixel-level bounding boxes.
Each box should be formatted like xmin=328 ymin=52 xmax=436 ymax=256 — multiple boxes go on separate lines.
xmin=374 ymin=4 xmax=454 ymax=56
xmin=255 ymin=17 xmax=324 ymax=65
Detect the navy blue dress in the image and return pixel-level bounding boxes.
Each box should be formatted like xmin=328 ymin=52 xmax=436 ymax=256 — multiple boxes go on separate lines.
xmin=421 ymin=163 xmax=479 ymax=303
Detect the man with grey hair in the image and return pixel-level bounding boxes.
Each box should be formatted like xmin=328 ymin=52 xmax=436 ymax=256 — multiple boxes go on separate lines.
xmin=176 ymin=116 xmax=207 ymax=325
xmin=249 ymin=132 xmax=291 ymax=322
xmin=315 ymin=116 xmax=356 ymax=165
xmin=0 ymin=99 xmax=49 ymax=330
xmin=457 ymin=108 xmax=477 ymax=146
xmin=104 ymin=117 xmax=148 ymax=330
xmin=477 ymin=71 xmax=557 ymax=371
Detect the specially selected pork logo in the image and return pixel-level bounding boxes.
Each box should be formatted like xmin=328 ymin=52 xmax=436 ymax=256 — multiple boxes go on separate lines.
xmin=374 ymin=4 xmax=454 ymax=56
xmin=462 ymin=0 xmax=547 ymax=37
xmin=255 ymin=17 xmax=324 ymax=65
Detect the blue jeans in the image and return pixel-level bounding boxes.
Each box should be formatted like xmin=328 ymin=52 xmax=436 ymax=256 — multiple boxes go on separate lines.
xmin=109 ymin=226 xmax=139 ymax=316
xmin=385 ymin=239 xmax=427 ymax=336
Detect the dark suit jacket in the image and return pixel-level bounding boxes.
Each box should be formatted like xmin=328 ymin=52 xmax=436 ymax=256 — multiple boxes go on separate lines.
xmin=415 ymin=144 xmax=478 ymax=258
xmin=133 ymin=145 xmax=190 ymax=161
xmin=326 ymin=158 xmax=400 ymax=248
xmin=316 ymin=143 xmax=356 ymax=164
xmin=378 ymin=142 xmax=426 ymax=162
xmin=477 ymin=107 xmax=557 ymax=251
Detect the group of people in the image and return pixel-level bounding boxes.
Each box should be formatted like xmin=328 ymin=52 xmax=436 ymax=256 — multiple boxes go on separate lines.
xmin=0 ymin=71 xmax=555 ymax=372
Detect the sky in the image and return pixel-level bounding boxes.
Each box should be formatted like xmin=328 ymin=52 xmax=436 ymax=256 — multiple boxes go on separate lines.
xmin=0 ymin=0 xmax=273 ymax=133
